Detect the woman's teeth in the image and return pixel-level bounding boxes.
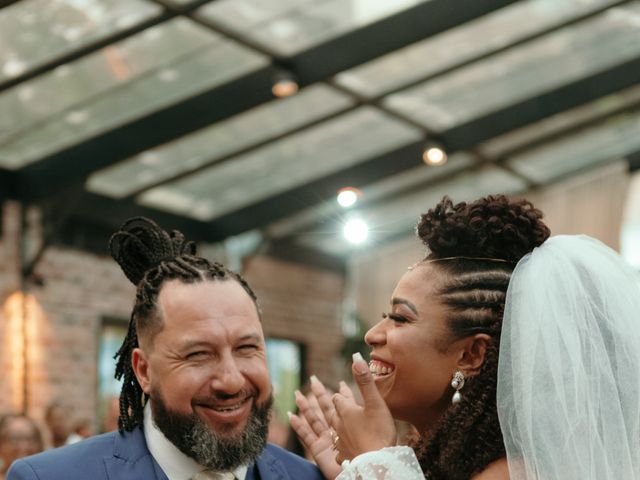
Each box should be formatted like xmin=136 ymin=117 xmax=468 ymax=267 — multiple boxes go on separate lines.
xmin=369 ymin=360 xmax=395 ymax=376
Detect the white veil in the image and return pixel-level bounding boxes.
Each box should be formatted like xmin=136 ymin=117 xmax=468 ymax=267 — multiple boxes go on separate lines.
xmin=497 ymin=235 xmax=640 ymax=480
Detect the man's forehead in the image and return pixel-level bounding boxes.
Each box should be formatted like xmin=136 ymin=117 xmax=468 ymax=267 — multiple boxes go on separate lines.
xmin=157 ymin=279 xmax=259 ymax=326
xmin=159 ymin=278 xmax=251 ymax=304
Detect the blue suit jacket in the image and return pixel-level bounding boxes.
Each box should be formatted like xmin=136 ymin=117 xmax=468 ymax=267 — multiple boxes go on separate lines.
xmin=7 ymin=428 xmax=324 ymax=480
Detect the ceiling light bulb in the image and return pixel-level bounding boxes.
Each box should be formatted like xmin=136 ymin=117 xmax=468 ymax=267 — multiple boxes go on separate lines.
xmin=337 ymin=187 xmax=362 ymax=208
xmin=272 ymin=73 xmax=299 ymax=98
xmin=422 ymin=145 xmax=447 ymax=166
xmin=343 ymin=218 xmax=369 ymax=245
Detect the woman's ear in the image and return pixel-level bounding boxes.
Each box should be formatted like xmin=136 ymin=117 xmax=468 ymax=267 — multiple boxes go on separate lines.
xmin=456 ymin=334 xmax=492 ymax=376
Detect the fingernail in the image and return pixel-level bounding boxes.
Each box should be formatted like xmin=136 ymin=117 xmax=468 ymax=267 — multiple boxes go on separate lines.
xmin=352 ymin=352 xmax=368 ymax=374
xmin=287 ymin=411 xmax=293 ymax=419
xmin=310 ymin=374 xmax=320 ymax=385
xmin=294 ymin=390 xmax=303 ymax=400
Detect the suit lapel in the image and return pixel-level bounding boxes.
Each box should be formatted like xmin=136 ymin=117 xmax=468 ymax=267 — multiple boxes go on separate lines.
xmin=103 ymin=428 xmax=169 ymax=480
xmin=247 ymin=447 xmax=289 ymax=480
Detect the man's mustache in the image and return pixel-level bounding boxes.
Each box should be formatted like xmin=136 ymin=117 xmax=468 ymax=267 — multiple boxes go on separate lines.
xmin=192 ymin=388 xmax=257 ymax=406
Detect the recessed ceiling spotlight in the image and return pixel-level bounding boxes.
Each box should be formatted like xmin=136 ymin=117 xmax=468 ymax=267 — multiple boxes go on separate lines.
xmin=422 ymin=142 xmax=448 ymax=166
xmin=337 ymin=187 xmax=362 ymax=208
xmin=343 ymin=218 xmax=369 ymax=245
xmin=272 ymin=71 xmax=299 ymax=98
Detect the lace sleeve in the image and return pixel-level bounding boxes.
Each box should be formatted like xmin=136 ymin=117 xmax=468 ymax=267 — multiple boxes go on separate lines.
xmin=336 ymin=446 xmax=424 ymax=480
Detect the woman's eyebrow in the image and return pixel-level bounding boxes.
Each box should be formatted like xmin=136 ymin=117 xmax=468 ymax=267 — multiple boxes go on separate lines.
xmin=391 ymin=297 xmax=418 ymax=315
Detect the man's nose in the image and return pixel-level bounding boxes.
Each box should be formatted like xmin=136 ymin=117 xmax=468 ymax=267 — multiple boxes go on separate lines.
xmin=210 ymin=353 xmax=245 ymax=394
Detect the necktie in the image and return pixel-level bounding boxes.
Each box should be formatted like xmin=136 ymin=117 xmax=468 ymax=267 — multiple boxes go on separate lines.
xmin=191 ymin=471 xmax=235 ymax=480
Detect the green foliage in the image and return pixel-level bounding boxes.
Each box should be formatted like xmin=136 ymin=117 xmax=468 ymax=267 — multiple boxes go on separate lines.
xmin=339 ymin=312 xmax=369 ymax=362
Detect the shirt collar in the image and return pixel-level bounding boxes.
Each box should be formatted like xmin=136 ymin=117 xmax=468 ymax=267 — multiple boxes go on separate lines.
xmin=144 ymin=402 xmax=248 ymax=480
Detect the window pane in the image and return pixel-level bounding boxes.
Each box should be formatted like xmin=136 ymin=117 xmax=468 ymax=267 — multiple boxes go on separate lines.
xmin=383 ymin=4 xmax=640 ymax=131
xmin=0 ymin=19 xmax=269 ymax=169
xmin=266 ymin=338 xmax=302 ymax=425
xmin=335 ymin=0 xmax=621 ymax=98
xmin=507 ymin=110 xmax=640 ymax=183
xmin=197 ymin=0 xmax=430 ymax=57
xmin=0 ymin=0 xmax=161 ymax=81
xmin=478 ymin=83 xmax=640 ymax=158
xmin=86 ymin=84 xmax=354 ymax=198
xmin=138 ymin=107 xmax=422 ymax=220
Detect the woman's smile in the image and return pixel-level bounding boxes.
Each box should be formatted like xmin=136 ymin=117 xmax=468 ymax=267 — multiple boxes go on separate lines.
xmin=369 ymin=357 xmax=395 ymax=377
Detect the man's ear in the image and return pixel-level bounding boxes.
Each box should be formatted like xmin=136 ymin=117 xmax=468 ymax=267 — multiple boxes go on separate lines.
xmin=132 ymin=348 xmax=151 ymax=394
xmin=456 ymin=333 xmax=492 ymax=377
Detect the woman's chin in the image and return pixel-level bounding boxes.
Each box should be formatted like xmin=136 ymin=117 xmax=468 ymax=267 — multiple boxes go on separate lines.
xmin=374 ymin=372 xmax=396 ymax=402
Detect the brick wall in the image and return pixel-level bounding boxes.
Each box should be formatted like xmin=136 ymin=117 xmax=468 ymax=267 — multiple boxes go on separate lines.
xmin=243 ymin=255 xmax=345 ymax=389
xmin=0 ymin=202 xmax=345 ymax=438
xmin=0 ymin=201 xmax=136 ymax=432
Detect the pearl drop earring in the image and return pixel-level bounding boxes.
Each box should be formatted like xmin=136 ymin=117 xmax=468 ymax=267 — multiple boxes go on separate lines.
xmin=451 ymin=371 xmax=465 ymax=405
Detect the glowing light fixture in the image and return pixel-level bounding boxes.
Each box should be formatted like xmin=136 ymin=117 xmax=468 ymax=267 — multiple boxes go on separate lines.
xmin=343 ymin=218 xmax=369 ymax=245
xmin=337 ymin=187 xmax=362 ymax=208
xmin=3 ymin=291 xmax=44 ymax=412
xmin=272 ymin=71 xmax=299 ymax=98
xmin=422 ymin=142 xmax=448 ymax=166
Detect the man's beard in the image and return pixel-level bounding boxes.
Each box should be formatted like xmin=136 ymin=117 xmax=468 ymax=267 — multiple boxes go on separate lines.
xmin=150 ymin=387 xmax=272 ymax=472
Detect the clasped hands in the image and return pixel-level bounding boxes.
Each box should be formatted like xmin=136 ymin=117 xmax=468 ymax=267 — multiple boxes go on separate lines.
xmin=289 ymin=353 xmax=397 ymax=480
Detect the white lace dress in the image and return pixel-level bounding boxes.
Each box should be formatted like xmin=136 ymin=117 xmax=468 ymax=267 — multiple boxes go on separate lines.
xmin=336 ymin=446 xmax=424 ymax=480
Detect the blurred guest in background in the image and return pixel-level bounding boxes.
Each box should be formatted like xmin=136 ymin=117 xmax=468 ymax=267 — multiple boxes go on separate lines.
xmin=0 ymin=414 xmax=43 ymax=479
xmin=43 ymin=403 xmax=71 ymax=448
xmin=101 ymin=396 xmax=120 ymax=433
xmin=66 ymin=419 xmax=92 ymax=444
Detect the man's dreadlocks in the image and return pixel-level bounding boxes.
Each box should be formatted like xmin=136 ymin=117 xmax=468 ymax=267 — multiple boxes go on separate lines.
xmin=109 ymin=217 xmax=259 ymax=432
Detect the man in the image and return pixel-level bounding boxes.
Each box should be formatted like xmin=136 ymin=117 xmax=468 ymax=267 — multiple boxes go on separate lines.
xmin=44 ymin=402 xmax=83 ymax=447
xmin=0 ymin=414 xmax=43 ymax=477
xmin=43 ymin=403 xmax=72 ymax=448
xmin=8 ymin=217 xmax=323 ymax=480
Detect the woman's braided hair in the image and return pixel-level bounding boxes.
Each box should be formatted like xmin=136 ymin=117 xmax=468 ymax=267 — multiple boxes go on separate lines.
xmin=109 ymin=217 xmax=259 ymax=432
xmin=412 ymin=195 xmax=550 ymax=479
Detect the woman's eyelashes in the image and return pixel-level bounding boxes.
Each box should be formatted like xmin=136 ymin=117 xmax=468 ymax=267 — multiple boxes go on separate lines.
xmin=382 ymin=312 xmax=410 ymax=324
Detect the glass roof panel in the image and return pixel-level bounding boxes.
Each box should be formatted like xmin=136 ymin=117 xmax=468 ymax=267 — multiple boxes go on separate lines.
xmin=0 ymin=18 xmax=219 ymax=147
xmin=334 ymin=0 xmax=621 ymax=98
xmin=0 ymin=0 xmax=162 ymax=82
xmin=479 ymin=83 xmax=640 ymax=158
xmin=137 ymin=107 xmax=423 ymax=220
xmin=197 ymin=0 xmax=429 ymax=57
xmin=0 ymin=19 xmax=269 ymax=169
xmin=507 ymin=109 xmax=640 ymax=183
xmin=266 ymin=151 xmax=476 ymax=238
xmin=383 ymin=3 xmax=640 ymax=131
xmin=298 ymin=165 xmax=527 ymax=255
xmin=196 ymin=0 xmax=315 ymax=35
xmin=85 ymin=83 xmax=355 ymax=198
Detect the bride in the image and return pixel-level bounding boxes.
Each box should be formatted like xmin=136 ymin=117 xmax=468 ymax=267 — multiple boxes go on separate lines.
xmin=290 ymin=195 xmax=640 ymax=479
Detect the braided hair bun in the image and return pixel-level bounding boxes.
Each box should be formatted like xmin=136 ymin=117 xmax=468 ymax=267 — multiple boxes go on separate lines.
xmin=417 ymin=195 xmax=550 ymax=263
xmin=109 ymin=217 xmax=196 ymax=286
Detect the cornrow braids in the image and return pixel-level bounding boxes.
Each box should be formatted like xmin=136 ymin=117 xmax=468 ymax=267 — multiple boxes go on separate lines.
xmin=109 ymin=217 xmax=259 ymax=433
xmin=411 ymin=195 xmax=550 ymax=479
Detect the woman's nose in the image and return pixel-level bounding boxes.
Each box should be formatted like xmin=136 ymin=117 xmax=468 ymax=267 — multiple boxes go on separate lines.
xmin=364 ymin=319 xmax=387 ymax=346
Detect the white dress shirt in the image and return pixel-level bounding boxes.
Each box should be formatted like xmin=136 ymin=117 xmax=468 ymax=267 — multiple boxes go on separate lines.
xmin=143 ymin=402 xmax=248 ymax=480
